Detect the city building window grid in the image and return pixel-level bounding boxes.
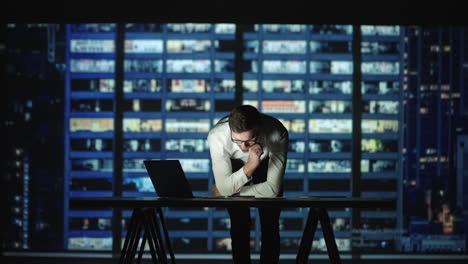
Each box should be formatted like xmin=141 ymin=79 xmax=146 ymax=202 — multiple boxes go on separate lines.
xmin=64 ymin=23 xmax=404 ymax=253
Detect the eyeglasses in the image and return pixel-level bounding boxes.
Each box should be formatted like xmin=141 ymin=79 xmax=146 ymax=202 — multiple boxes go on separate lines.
xmin=231 ymin=133 xmax=257 ymax=146
xmin=231 ymin=138 xmax=257 ymax=146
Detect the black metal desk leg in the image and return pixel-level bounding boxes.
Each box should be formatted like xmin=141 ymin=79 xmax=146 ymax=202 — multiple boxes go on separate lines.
xmin=127 ymin=218 xmax=144 ymax=264
xmin=157 ymin=208 xmax=176 ymax=264
xmin=144 ymin=208 xmax=168 ymax=264
xmin=318 ymin=208 xmax=342 ymax=264
xmin=142 ymin=210 xmax=161 ymax=264
xmin=119 ymin=209 xmax=141 ymax=264
xmin=148 ymin=209 xmax=169 ymax=264
xmin=136 ymin=231 xmax=147 ymax=264
xmin=296 ymin=208 xmax=319 ymax=264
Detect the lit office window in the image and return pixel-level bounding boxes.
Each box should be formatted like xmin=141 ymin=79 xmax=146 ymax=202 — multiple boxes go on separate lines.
xmin=262 ymin=40 xmax=307 ymax=54
xmin=167 ymin=40 xmax=211 ymax=53
xmin=168 ymin=79 xmax=208 ymax=93
xmin=70 ymin=118 xmax=114 ymax=132
xmin=70 ymin=59 xmax=115 ymax=72
xmin=125 ymin=40 xmax=163 ymax=53
xmin=70 ymin=39 xmax=115 ymax=53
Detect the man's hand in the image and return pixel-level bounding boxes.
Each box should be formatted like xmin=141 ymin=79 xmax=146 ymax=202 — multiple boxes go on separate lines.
xmin=211 ymin=184 xmax=222 ymax=197
xmin=243 ymin=143 xmax=263 ymax=178
xmin=248 ymin=143 xmax=263 ymax=167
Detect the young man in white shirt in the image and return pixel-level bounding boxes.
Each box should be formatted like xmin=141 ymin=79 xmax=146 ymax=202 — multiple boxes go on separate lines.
xmin=208 ymin=105 xmax=288 ymax=264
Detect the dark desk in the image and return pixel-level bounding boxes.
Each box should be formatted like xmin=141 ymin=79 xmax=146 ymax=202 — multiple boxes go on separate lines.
xmin=70 ymin=197 xmax=395 ymax=264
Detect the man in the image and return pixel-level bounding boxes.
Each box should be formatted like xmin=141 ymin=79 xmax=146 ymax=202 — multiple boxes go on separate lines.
xmin=207 ymin=105 xmax=288 ymax=264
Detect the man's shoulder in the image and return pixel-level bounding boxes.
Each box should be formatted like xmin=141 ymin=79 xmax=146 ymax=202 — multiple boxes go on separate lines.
xmin=208 ymin=121 xmax=229 ymax=139
xmin=260 ymin=114 xmax=287 ymax=131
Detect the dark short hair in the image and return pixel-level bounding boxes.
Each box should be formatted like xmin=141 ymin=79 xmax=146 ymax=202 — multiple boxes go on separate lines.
xmin=228 ymin=105 xmax=261 ymax=133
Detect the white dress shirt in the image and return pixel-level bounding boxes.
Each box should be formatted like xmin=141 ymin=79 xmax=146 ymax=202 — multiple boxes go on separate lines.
xmin=207 ymin=114 xmax=288 ymax=197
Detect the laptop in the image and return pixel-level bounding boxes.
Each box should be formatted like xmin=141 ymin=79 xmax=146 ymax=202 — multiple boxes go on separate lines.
xmin=143 ymin=160 xmax=195 ymax=198
xmin=144 ymin=159 xmax=256 ymax=199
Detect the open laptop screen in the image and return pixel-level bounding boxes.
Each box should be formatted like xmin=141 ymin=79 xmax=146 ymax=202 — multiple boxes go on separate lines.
xmin=143 ymin=160 xmax=194 ymax=198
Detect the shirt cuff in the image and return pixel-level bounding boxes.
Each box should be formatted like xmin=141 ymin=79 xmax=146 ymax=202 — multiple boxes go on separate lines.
xmin=233 ymin=167 xmax=251 ymax=191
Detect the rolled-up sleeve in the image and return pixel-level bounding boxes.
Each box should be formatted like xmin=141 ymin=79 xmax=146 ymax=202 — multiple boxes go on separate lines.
xmin=239 ymin=129 xmax=288 ymax=197
xmin=208 ymin=131 xmax=250 ymax=196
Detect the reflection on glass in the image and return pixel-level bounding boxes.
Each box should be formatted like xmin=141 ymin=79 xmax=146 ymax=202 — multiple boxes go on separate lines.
xmin=70 ymin=118 xmax=114 ymax=132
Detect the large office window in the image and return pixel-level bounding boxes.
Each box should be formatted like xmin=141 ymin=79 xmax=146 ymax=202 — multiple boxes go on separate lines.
xmin=64 ymin=23 xmax=404 ymax=253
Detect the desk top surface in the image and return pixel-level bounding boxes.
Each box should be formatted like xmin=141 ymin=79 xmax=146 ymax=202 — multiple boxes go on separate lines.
xmin=70 ymin=196 xmax=395 ymax=209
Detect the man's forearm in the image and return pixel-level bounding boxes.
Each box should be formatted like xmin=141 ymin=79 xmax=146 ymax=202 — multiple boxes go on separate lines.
xmin=242 ymin=160 xmax=258 ymax=178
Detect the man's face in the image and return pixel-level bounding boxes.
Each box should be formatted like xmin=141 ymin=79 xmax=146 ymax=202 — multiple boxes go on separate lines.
xmin=231 ymin=129 xmax=257 ymax=152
